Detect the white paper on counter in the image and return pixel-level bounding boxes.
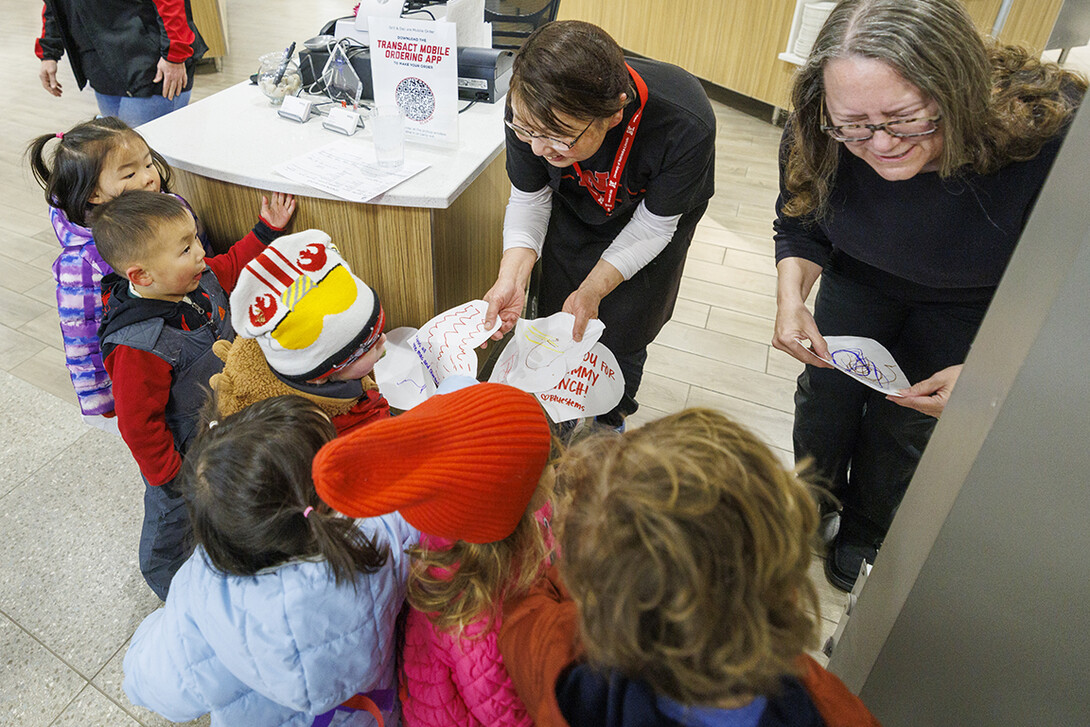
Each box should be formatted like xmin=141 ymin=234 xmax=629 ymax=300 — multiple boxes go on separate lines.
xmin=373 ymin=300 xmax=501 ymax=410
xmin=798 ymin=335 xmax=910 ymax=396
xmin=534 ymin=343 xmax=625 ymax=423
xmin=487 ymin=313 xmax=604 ymax=392
xmin=274 ymin=139 xmax=428 ymax=202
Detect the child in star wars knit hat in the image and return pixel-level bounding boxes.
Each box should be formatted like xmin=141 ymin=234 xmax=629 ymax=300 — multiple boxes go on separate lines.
xmin=313 ymin=383 xmax=558 ymax=727
xmin=211 ymin=229 xmax=390 ymax=434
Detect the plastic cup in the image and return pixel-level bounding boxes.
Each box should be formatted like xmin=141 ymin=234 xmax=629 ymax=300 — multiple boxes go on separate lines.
xmin=371 ymin=105 xmax=405 ymax=169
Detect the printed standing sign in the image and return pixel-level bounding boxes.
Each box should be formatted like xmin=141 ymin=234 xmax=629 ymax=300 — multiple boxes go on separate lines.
xmin=369 ymin=16 xmax=459 ymax=147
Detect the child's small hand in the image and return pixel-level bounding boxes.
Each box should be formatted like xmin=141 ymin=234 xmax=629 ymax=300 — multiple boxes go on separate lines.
xmin=260 ymin=192 xmax=296 ymax=230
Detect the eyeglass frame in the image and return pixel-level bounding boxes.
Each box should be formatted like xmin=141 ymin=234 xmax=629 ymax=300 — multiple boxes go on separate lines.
xmin=820 ymin=99 xmax=942 ymax=143
xmin=504 ymin=116 xmax=595 ymax=150
xmin=328 ymin=308 xmax=386 ymax=374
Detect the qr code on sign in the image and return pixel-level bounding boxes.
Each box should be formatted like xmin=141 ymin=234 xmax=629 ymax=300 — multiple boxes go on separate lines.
xmin=396 ymin=77 xmax=436 ymax=122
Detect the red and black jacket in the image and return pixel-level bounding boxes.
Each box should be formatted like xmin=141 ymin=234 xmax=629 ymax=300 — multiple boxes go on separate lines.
xmin=35 ymin=0 xmax=207 ymax=97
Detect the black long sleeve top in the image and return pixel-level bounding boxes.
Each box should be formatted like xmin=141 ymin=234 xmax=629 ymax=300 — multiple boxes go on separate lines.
xmin=774 ymin=129 xmax=1069 ymax=299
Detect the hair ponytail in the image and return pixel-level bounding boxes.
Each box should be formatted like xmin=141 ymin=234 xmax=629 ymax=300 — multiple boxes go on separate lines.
xmin=305 ymin=502 xmax=389 ymax=587
xmin=23 ymin=116 xmax=173 ymax=227
xmin=182 ymin=395 xmax=388 ymax=587
xmin=27 ymin=133 xmax=57 ymax=192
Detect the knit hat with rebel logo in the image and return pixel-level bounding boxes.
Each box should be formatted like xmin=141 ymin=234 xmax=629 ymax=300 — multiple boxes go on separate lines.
xmin=231 ymin=230 xmax=384 ymax=383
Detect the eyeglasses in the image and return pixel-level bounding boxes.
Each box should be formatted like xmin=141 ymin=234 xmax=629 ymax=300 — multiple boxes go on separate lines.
xmin=329 ymin=307 xmax=385 ymax=373
xmin=504 ymin=117 xmax=594 ymax=150
xmin=821 ymin=100 xmax=942 ymax=143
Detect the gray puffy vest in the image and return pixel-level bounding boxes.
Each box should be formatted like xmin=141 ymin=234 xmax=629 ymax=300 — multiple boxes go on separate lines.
xmin=101 ymin=273 xmax=234 ymax=455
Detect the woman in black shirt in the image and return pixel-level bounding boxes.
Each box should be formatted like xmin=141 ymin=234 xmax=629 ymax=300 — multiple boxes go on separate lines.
xmin=773 ymin=0 xmax=1084 ymax=590
xmin=482 ymin=21 xmax=715 ymax=429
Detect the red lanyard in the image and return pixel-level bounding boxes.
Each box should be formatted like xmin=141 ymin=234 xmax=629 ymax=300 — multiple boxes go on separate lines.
xmin=572 ymin=63 xmax=649 ymax=215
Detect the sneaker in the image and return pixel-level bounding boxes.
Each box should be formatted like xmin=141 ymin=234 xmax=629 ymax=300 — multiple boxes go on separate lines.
xmin=824 ymin=533 xmax=877 ymax=592
xmin=593 ymin=415 xmax=626 ymax=434
xmin=818 ymin=511 xmax=841 ymax=545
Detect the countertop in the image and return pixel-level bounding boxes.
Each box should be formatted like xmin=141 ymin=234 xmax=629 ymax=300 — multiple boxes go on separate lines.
xmin=137 ymin=81 xmax=507 ymax=209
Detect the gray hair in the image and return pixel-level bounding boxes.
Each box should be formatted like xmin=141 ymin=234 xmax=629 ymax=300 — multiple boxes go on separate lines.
xmin=783 ymin=0 xmax=990 ymax=216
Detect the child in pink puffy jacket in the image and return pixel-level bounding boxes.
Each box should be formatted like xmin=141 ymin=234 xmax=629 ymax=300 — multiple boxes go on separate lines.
xmin=310 ymin=383 xmax=557 ymax=727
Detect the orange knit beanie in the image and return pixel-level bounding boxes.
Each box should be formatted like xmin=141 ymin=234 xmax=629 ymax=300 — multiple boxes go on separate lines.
xmin=312 ymin=383 xmax=552 ymax=543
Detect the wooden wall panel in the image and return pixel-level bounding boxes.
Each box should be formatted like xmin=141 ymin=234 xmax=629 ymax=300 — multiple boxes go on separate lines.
xmin=559 ymin=0 xmax=798 ymax=108
xmin=190 ymin=0 xmax=228 ymax=59
xmin=998 ymin=0 xmax=1064 ymax=51
xmin=962 ymin=0 xmax=1004 ymax=33
xmin=431 ymin=154 xmax=508 ymax=313
xmin=557 ymin=0 xmax=1064 ymax=111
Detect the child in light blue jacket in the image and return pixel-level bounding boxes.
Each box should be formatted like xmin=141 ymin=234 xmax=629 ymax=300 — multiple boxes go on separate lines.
xmin=123 ymin=395 xmax=418 ymax=726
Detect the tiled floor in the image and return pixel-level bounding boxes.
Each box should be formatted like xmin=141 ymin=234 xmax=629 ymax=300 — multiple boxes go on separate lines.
xmin=3 ymin=0 xmax=1089 ymax=722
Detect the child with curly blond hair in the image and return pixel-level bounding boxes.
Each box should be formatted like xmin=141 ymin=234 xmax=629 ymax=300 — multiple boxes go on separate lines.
xmin=499 ymin=408 xmax=881 ymax=726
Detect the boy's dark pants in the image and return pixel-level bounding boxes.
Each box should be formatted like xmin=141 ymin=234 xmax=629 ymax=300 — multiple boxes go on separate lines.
xmin=139 ymin=477 xmax=192 ymax=600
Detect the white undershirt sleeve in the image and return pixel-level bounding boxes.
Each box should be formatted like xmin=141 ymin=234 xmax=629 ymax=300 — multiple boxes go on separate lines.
xmin=502 ymin=184 xmax=552 ymax=257
xmin=600 ymin=201 xmax=682 ymax=280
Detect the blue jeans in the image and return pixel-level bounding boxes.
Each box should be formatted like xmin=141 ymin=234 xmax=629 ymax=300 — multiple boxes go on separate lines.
xmin=794 ymin=266 xmax=990 ymax=549
xmin=95 ymin=91 xmax=191 ymax=127
xmin=139 ymin=476 xmax=193 ymax=600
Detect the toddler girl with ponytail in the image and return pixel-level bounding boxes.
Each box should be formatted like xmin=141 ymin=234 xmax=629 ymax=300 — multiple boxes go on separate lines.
xmin=122 ymin=395 xmax=416 ymax=727
xmin=26 ymin=117 xmax=293 ymax=428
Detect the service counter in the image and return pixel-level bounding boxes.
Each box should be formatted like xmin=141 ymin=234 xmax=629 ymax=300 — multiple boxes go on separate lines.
xmin=138 ymin=82 xmax=508 ymax=329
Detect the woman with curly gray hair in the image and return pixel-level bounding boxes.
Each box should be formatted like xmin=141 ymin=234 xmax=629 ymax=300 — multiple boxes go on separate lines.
xmin=772 ymin=0 xmax=1084 ymax=591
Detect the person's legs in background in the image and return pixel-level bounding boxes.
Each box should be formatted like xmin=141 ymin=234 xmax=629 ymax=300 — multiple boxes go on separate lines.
xmin=792 ymin=268 xmax=910 ymax=590
xmin=829 ymin=393 xmax=935 ymax=589
xmin=94 ymin=92 xmax=121 ymax=118
xmin=94 ymin=91 xmax=191 ymax=126
xmin=595 ymin=347 xmax=646 ymax=429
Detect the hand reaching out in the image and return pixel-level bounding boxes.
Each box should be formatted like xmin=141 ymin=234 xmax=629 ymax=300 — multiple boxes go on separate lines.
xmin=561 ymin=287 xmax=602 ymax=343
xmin=772 ymin=300 xmax=832 ymax=368
xmin=481 ymin=276 xmax=525 ymax=348
xmin=481 ymin=247 xmax=537 ymax=348
xmin=260 ymin=192 xmax=296 ymax=229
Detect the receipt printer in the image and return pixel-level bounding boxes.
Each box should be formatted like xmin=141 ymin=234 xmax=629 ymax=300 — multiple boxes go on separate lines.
xmin=299 ymin=45 xmax=513 ymax=103
xmin=456 ymin=48 xmax=513 ymax=103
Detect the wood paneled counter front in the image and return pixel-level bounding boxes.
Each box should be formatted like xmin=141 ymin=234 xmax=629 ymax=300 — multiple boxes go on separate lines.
xmin=137 ymin=82 xmax=508 ymax=329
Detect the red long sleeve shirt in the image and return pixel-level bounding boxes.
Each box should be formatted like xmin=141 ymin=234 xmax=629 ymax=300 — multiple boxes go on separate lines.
xmin=106 ymin=233 xmax=264 ymax=486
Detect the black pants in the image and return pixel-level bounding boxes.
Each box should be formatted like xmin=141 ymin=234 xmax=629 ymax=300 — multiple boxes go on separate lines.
xmin=794 ymin=267 xmax=989 ymax=549
xmin=539 ymin=204 xmax=707 ymax=423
